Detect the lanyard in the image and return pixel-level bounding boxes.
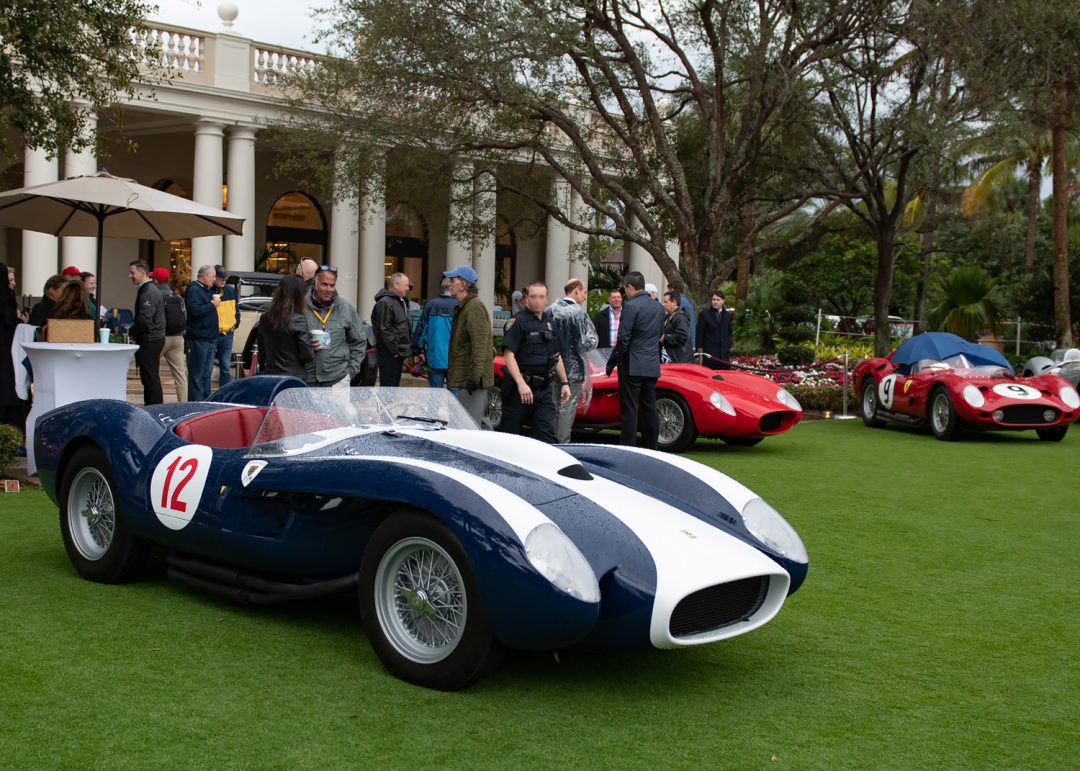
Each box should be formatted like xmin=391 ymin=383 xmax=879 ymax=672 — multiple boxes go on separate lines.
xmin=311 ymin=305 xmax=333 ymax=328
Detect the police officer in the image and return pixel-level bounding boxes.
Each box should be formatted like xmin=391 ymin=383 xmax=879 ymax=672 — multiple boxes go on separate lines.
xmin=499 ymin=280 xmax=572 ymax=442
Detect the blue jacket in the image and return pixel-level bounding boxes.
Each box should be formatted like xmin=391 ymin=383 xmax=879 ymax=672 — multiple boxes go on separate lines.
xmin=185 ymin=281 xmax=219 ymax=341
xmin=679 ymin=295 xmax=696 ymax=343
xmin=607 ymin=290 xmax=665 ymax=378
xmin=412 ymin=293 xmax=457 ymax=370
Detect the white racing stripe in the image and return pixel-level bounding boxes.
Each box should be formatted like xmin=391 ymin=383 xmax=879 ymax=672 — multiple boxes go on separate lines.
xmin=415 ymin=431 xmax=791 ymax=648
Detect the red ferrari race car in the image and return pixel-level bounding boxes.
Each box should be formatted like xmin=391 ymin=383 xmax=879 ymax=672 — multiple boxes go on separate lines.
xmin=492 ymin=348 xmax=802 ymax=452
xmin=853 ymin=332 xmax=1080 ymax=441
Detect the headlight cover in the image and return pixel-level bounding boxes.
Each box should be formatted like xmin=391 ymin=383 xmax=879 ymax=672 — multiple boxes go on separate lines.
xmin=1060 ymin=385 xmax=1080 ymax=409
xmin=524 ymin=523 xmax=600 ymax=603
xmin=742 ymin=497 xmax=808 ymax=563
xmin=776 ymin=387 xmax=802 ymax=411
xmin=709 ymin=390 xmax=736 ymax=416
xmin=962 ymin=385 xmax=985 ymax=408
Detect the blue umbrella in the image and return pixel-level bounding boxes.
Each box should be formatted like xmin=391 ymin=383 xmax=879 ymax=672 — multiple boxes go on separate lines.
xmin=892 ymin=332 xmax=1012 ymax=371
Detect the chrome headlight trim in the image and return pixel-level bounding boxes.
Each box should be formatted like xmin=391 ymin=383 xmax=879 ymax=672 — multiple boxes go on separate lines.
xmin=962 ymin=385 xmax=985 ymax=408
xmin=741 ymin=497 xmax=808 ymax=563
xmin=709 ymin=390 xmax=736 ymax=416
xmin=776 ymin=387 xmax=802 ymax=411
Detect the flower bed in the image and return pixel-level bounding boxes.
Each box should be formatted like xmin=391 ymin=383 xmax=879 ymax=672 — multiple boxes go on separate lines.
xmin=730 ymin=354 xmax=857 ymax=412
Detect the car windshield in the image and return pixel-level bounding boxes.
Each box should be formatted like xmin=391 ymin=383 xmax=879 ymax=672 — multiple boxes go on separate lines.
xmin=248 ymin=387 xmax=478 ymax=454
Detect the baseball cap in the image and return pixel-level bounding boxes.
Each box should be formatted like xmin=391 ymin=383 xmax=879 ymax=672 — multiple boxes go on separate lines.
xmin=511 ymin=289 xmax=523 ymax=303
xmin=150 ymin=268 xmax=170 ymax=282
xmin=443 ymin=265 xmax=478 ymax=283
xmin=61 ymin=266 xmax=82 ymax=277
xmin=214 ymin=265 xmax=228 ymax=279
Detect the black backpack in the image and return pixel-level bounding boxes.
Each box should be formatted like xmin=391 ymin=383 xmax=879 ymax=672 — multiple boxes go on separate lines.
xmin=163 ymin=292 xmax=187 ymax=335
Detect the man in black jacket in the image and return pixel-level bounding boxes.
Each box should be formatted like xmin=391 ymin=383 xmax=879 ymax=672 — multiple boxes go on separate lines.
xmin=696 ymin=289 xmax=733 ymax=369
xmin=606 ymin=271 xmax=665 ymax=449
xmin=371 ymin=272 xmax=412 ymax=387
xmin=661 ymin=291 xmax=693 ymax=363
xmin=127 ymin=260 xmax=166 ymax=405
xmin=592 ymin=288 xmax=623 ymax=348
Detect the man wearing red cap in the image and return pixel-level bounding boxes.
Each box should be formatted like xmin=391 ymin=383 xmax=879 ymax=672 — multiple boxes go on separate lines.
xmin=61 ymin=266 xmax=82 ymax=280
xmin=152 ymin=268 xmax=187 ymax=401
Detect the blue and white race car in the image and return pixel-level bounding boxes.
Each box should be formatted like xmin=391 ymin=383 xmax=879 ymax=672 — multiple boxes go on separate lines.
xmin=35 ymin=377 xmax=808 ymax=689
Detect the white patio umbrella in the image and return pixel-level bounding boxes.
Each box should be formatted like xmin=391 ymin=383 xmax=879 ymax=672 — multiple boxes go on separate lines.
xmin=0 ymin=170 xmax=245 ymax=322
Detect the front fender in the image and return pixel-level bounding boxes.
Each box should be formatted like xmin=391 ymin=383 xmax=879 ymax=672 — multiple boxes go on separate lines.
xmin=245 ymin=456 xmax=601 ymax=650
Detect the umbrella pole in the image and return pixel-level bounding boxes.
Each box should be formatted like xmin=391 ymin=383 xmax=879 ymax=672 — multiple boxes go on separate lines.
xmin=95 ymin=215 xmax=104 ymax=340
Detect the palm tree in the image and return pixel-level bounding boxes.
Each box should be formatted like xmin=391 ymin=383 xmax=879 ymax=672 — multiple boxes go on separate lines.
xmin=925 ymin=266 xmax=1006 ymax=342
xmin=961 ymin=130 xmax=1053 ymax=270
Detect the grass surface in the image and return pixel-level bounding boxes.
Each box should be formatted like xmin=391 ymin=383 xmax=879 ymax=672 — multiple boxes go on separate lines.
xmin=1 ymin=420 xmax=1077 ymax=769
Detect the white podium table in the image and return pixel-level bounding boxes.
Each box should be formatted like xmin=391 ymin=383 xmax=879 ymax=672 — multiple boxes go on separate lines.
xmin=23 ymin=342 xmax=139 ymax=475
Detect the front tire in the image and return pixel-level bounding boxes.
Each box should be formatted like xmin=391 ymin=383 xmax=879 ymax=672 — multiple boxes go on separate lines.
xmin=656 ymin=391 xmax=696 ymax=452
xmin=58 ymin=446 xmax=149 ymax=583
xmin=359 ymin=512 xmax=499 ymax=690
xmin=861 ymin=379 xmax=886 ymax=428
xmin=929 ymin=388 xmax=959 ymax=441
xmin=1036 ymin=425 xmax=1068 ymax=442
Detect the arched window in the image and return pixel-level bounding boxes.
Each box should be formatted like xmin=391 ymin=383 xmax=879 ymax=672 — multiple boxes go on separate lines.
xmin=147 ymin=179 xmax=192 ymax=289
xmin=265 ymin=191 xmax=327 ymax=273
xmin=495 ymin=216 xmax=517 ymax=310
xmin=385 ymin=202 xmax=428 ymax=298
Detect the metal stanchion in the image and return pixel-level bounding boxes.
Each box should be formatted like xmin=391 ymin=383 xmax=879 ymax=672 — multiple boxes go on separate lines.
xmin=835 ymin=349 xmax=857 ymax=420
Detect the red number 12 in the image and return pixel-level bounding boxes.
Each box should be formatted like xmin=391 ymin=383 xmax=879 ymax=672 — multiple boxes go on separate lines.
xmin=160 ymin=456 xmax=198 ymax=513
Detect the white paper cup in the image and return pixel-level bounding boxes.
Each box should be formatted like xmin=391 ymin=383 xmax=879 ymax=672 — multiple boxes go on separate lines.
xmin=98 ymin=328 xmax=110 ymax=344
xmin=311 ymin=329 xmax=330 ymax=346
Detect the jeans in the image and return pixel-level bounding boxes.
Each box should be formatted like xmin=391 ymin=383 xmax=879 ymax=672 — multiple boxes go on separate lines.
xmin=552 ymin=380 xmax=583 ymax=443
xmin=427 ymin=368 xmax=447 ymax=388
xmin=215 ymin=332 xmax=234 ymax=388
xmin=187 ymin=338 xmax=216 ymax=401
xmin=377 ymin=353 xmax=404 ymax=387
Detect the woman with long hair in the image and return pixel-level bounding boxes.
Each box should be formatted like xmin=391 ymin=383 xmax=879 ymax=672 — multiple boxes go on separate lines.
xmin=49 ymin=281 xmax=92 ymax=320
xmin=257 ymin=273 xmax=314 ymax=379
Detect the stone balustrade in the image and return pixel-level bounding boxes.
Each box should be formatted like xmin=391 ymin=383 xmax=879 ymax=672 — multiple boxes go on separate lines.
xmin=136 ymin=20 xmax=318 ymax=93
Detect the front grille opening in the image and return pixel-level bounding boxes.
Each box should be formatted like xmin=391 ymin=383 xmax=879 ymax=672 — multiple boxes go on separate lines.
xmin=669 ymin=576 xmax=770 ymax=638
xmin=759 ymin=412 xmax=785 ymax=432
xmin=1000 ymin=405 xmax=1056 ymax=424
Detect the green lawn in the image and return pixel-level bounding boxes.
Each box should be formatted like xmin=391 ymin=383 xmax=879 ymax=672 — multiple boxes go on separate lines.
xmin=1 ymin=420 xmax=1076 ymax=769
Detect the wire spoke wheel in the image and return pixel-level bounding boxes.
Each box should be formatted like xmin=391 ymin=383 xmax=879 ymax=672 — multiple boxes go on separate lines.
xmin=374 ymin=537 xmax=467 ymax=664
xmin=655 ymin=392 xmax=695 ymax=452
xmin=66 ymin=467 xmax=116 ymax=561
xmin=930 ymin=389 xmax=958 ymax=440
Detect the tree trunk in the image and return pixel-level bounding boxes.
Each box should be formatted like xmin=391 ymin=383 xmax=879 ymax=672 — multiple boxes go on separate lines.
xmin=1025 ymin=156 xmax=1041 ymax=270
xmin=1051 ymin=83 xmax=1073 ymax=346
xmin=913 ymin=196 xmax=936 ymax=335
xmin=734 ymin=202 xmax=753 ymax=317
xmin=874 ymin=224 xmax=896 ymax=356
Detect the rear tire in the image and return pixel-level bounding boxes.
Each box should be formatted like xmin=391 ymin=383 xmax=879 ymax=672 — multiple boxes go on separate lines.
xmin=359 ymin=512 xmax=499 ymax=690
xmin=929 ymin=388 xmax=959 ymax=441
xmin=59 ymin=446 xmax=149 ymax=583
xmin=1036 ymin=425 xmax=1068 ymax=442
xmin=656 ymin=391 xmax=696 ymax=452
xmin=861 ymin=379 xmax=886 ymax=428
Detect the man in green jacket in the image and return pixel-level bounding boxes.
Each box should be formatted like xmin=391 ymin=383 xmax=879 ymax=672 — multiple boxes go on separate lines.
xmin=445 ymin=265 xmax=494 ymax=428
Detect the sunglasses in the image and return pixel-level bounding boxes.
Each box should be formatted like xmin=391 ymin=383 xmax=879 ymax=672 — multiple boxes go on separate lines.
xmin=317 ymin=265 xmax=338 ymax=273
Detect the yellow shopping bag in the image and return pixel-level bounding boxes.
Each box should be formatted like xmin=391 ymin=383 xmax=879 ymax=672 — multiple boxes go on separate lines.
xmin=217 ymin=299 xmax=237 ymax=334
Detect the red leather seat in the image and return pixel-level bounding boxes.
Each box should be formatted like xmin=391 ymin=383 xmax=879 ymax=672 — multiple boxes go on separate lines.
xmin=174 ymin=407 xmax=267 ymax=449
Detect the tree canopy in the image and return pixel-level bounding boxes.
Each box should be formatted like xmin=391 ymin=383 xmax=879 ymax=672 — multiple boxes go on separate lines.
xmin=0 ymin=0 xmax=154 ymax=158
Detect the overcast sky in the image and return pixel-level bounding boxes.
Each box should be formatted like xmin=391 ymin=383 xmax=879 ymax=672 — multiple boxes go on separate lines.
xmin=150 ymin=0 xmax=328 ymax=52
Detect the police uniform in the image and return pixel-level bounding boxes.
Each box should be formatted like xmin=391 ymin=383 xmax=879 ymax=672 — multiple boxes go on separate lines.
xmin=499 ymin=309 xmax=561 ymax=442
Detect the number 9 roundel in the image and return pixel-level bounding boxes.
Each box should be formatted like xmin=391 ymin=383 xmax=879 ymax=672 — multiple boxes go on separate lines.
xmin=150 ymin=446 xmax=214 ymax=530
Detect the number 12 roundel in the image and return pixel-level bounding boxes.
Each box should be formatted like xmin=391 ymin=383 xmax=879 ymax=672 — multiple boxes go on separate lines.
xmin=150 ymin=445 xmax=214 ymax=530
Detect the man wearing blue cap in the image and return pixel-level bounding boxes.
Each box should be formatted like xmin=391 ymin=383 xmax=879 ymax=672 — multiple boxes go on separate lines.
xmin=445 ymin=265 xmax=494 ymax=428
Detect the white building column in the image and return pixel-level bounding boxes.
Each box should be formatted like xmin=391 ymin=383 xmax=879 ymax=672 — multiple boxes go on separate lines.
xmin=22 ymin=147 xmax=59 ymax=296
xmin=473 ymin=168 xmax=497 ymax=311
xmin=544 ymin=178 xmax=572 ymax=295
xmin=357 ymin=161 xmax=386 ymax=322
xmin=446 ymin=160 xmax=474 ymax=271
xmin=62 ymin=113 xmax=98 ymax=273
xmin=329 ymin=153 xmax=361 ymax=308
xmin=224 ymin=125 xmax=257 ymax=273
xmin=568 ymin=184 xmax=589 ymax=287
xmin=191 ymin=120 xmax=225 ymax=269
